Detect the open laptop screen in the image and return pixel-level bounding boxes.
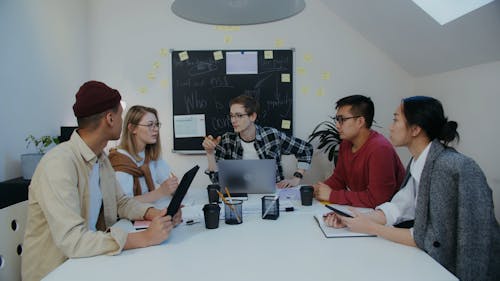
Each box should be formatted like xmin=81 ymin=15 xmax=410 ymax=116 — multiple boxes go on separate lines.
xmin=218 ymin=159 xmax=276 ymax=194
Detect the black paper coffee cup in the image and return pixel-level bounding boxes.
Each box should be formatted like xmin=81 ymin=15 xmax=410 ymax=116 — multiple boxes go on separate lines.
xmin=203 ymin=203 xmax=220 ymax=229
xmin=207 ymin=184 xmax=221 ymax=203
xmin=300 ymin=185 xmax=314 ymax=206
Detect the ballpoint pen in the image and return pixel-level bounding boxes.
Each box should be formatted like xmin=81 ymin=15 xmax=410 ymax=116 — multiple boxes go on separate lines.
xmin=324 ymin=204 xmax=353 ymax=218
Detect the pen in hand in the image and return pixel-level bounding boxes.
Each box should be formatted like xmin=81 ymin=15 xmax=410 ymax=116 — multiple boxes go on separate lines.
xmin=324 ymin=204 xmax=353 ymax=218
xmin=204 ymin=135 xmax=223 ymax=151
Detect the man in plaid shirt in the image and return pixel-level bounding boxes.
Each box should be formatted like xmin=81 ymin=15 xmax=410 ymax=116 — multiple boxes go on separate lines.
xmin=203 ymin=95 xmax=313 ymax=188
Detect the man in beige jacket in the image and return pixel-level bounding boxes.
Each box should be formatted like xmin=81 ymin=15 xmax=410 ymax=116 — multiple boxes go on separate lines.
xmin=22 ymin=81 xmax=181 ymax=281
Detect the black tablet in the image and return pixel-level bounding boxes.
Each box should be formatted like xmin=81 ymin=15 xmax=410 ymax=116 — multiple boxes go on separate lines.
xmin=166 ymin=165 xmax=199 ymax=217
xmin=325 ymin=204 xmax=353 ymax=218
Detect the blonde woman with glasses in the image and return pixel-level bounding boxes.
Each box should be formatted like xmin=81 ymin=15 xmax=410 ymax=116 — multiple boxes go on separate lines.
xmin=109 ymin=105 xmax=179 ymax=203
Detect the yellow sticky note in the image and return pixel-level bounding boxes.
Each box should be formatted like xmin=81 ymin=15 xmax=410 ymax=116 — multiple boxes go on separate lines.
xmin=321 ymin=71 xmax=331 ymax=80
xmin=147 ymin=71 xmax=156 ymax=80
xmin=300 ymin=86 xmax=309 ymax=95
xmin=139 ymin=87 xmax=148 ymax=94
xmin=213 ymin=51 xmax=224 ymax=61
xmin=297 ymin=67 xmax=306 ymax=75
xmin=281 ymin=73 xmax=291 ymax=83
xmin=152 ymin=61 xmax=160 ymax=70
xmin=215 ymin=25 xmax=241 ymax=31
xmin=275 ymin=39 xmax=284 ymax=48
xmin=224 ymin=35 xmax=233 ymax=44
xmin=160 ymin=79 xmax=168 ymax=88
xmin=160 ymin=48 xmax=169 ymax=57
xmin=304 ymin=54 xmax=313 ymax=62
xmin=281 ymin=120 xmax=291 ymax=129
xmin=316 ymin=88 xmax=325 ymax=97
xmin=264 ymin=50 xmax=273 ymax=59
xmin=179 ymin=51 xmax=189 ymax=61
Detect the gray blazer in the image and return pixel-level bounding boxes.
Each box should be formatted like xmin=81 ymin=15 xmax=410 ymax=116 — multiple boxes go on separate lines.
xmin=413 ymin=140 xmax=500 ymax=281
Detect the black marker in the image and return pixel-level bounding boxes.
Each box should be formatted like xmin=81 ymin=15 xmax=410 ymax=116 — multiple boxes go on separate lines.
xmin=185 ymin=219 xmax=200 ymax=225
xmin=281 ymin=207 xmax=294 ymax=212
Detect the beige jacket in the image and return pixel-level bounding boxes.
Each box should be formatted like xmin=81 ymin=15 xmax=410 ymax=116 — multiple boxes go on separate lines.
xmin=22 ymin=131 xmax=152 ymax=281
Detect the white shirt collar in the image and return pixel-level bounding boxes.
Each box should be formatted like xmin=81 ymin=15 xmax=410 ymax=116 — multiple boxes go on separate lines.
xmin=409 ymin=142 xmax=432 ymax=182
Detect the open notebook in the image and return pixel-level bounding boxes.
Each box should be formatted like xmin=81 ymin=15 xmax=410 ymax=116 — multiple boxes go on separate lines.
xmin=314 ymin=205 xmax=376 ymax=238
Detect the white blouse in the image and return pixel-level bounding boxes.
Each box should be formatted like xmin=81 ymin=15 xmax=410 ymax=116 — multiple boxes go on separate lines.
xmin=114 ymin=149 xmax=171 ymax=198
xmin=377 ymin=142 xmax=432 ymax=234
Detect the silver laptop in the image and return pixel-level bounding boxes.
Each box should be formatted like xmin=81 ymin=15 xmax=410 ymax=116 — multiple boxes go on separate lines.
xmin=218 ymin=159 xmax=277 ymax=194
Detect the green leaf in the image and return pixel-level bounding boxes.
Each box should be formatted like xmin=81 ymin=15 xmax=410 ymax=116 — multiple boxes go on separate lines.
xmin=308 ymin=117 xmax=341 ymax=163
xmin=25 ymin=134 xmax=59 ymax=154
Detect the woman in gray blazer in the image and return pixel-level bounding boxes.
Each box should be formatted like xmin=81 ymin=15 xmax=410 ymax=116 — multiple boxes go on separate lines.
xmin=324 ymin=96 xmax=499 ymax=281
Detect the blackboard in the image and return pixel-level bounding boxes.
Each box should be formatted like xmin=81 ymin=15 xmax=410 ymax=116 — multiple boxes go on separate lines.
xmin=171 ymin=49 xmax=294 ymax=152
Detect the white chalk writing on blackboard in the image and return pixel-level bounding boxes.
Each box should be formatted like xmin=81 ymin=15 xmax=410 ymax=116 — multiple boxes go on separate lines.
xmin=171 ymin=49 xmax=294 ymax=151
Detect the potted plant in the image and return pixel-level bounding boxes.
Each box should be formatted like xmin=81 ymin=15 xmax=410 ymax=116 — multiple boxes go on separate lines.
xmin=308 ymin=116 xmax=342 ymax=163
xmin=21 ymin=134 xmax=60 ymax=179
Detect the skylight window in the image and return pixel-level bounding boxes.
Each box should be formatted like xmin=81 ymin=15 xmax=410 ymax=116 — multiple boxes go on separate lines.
xmin=411 ymin=0 xmax=494 ymax=25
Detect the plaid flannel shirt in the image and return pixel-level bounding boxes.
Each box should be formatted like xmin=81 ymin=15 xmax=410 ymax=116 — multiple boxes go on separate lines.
xmin=210 ymin=125 xmax=313 ymax=183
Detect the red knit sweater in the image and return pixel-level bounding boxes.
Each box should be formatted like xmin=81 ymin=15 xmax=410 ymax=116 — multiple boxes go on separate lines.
xmin=324 ymin=131 xmax=405 ymax=208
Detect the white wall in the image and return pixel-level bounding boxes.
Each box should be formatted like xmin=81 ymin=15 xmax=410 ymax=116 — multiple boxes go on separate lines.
xmin=0 ymin=0 xmax=414 ymax=187
xmin=415 ymin=61 xmax=500 ymax=221
xmin=85 ymin=0 xmax=413 ymax=188
xmin=2 ymin=0 xmax=495 ymax=220
xmin=0 ymin=0 xmax=88 ymax=180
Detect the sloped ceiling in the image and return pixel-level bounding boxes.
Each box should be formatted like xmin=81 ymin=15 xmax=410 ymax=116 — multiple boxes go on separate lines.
xmin=320 ymin=0 xmax=500 ymax=77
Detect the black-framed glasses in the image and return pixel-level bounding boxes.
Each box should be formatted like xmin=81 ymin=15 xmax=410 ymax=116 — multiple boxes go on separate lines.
xmin=334 ymin=115 xmax=361 ymax=125
xmin=228 ymin=113 xmax=249 ymax=120
xmin=134 ymin=122 xmax=161 ymax=129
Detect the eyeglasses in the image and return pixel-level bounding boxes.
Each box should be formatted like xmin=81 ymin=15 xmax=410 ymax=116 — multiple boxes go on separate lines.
xmin=334 ymin=115 xmax=361 ymax=125
xmin=228 ymin=113 xmax=249 ymax=120
xmin=134 ymin=122 xmax=161 ymax=129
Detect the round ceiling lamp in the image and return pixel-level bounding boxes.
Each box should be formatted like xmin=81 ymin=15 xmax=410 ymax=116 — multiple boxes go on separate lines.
xmin=171 ymin=0 xmax=306 ymax=25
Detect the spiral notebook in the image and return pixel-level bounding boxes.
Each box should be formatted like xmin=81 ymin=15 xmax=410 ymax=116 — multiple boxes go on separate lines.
xmin=314 ymin=205 xmax=376 ymax=238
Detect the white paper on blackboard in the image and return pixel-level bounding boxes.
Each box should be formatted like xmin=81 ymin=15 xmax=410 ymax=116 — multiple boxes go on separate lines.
xmin=226 ymin=51 xmax=258 ymax=74
xmin=174 ymin=114 xmax=206 ymax=138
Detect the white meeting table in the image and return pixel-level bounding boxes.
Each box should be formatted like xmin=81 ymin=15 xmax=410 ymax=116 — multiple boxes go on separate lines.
xmin=43 ymin=187 xmax=457 ymax=281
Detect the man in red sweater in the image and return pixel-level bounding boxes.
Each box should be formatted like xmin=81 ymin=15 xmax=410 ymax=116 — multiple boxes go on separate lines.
xmin=313 ymin=95 xmax=405 ymax=208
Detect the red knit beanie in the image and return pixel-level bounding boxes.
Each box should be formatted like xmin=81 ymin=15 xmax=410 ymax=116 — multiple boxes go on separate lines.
xmin=73 ymin=81 xmax=122 ymax=118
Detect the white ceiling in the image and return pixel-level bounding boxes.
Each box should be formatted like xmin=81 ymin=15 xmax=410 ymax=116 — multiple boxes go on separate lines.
xmin=320 ymin=0 xmax=500 ymax=77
